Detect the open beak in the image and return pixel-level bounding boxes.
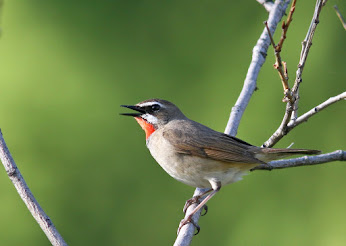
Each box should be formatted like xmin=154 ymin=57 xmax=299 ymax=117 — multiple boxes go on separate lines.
xmin=120 ymin=105 xmax=146 ymax=117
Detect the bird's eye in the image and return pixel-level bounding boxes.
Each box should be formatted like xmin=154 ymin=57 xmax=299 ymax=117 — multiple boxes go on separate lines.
xmin=151 ymin=104 xmax=161 ymax=112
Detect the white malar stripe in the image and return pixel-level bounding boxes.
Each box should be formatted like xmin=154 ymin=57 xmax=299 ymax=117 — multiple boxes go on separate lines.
xmin=137 ymin=101 xmax=165 ymax=108
xmin=141 ymin=114 xmax=158 ymax=125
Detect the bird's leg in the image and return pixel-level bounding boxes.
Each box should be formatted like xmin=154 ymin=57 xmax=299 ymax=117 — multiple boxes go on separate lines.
xmin=178 ymin=184 xmax=221 ymax=235
xmin=183 ymin=188 xmax=213 ymax=215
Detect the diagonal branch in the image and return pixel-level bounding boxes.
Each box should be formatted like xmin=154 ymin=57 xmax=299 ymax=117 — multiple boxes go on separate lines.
xmin=224 ymin=0 xmax=291 ymax=137
xmin=291 ymin=0 xmax=325 ymax=120
xmin=0 ymin=130 xmax=67 ymax=246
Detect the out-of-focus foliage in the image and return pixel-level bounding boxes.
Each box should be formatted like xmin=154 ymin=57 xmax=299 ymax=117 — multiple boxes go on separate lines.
xmin=0 ymin=1 xmax=345 ymax=245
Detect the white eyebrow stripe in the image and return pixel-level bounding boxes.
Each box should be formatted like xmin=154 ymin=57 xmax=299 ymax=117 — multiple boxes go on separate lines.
xmin=137 ymin=101 xmax=164 ymax=108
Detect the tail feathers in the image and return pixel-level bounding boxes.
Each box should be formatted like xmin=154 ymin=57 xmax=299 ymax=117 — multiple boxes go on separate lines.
xmin=256 ymin=148 xmax=321 ymax=162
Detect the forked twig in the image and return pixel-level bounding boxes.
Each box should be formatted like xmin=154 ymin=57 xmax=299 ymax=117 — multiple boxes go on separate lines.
xmin=263 ymin=91 xmax=345 ymax=148
xmin=263 ymin=0 xmax=327 ymax=148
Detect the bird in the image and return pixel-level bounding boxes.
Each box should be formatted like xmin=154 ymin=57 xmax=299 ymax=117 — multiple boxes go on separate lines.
xmin=121 ymin=98 xmax=320 ymax=234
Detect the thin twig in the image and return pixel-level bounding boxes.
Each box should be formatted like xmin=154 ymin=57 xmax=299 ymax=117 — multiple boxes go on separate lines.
xmin=175 ymin=1 xmax=292 ymax=245
xmin=264 ymin=22 xmax=292 ymax=102
xmin=265 ymin=0 xmax=297 ymax=102
xmin=276 ymin=0 xmax=296 ymax=52
xmin=334 ymin=5 xmax=346 ymax=30
xmin=0 ymin=130 xmax=67 ymax=246
xmin=291 ymin=0 xmax=325 ymax=120
xmin=262 ymin=0 xmax=326 ymax=148
xmin=264 ymin=21 xmax=277 ymax=49
xmin=287 ymin=91 xmax=346 ymax=130
xmin=252 ymin=150 xmax=346 ymax=170
xmin=262 ymin=102 xmax=293 ymax=148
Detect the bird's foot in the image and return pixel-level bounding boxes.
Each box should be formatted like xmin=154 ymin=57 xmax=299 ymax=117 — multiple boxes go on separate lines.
xmin=183 ymin=196 xmax=199 ymax=214
xmin=183 ymin=197 xmax=208 ymax=216
xmin=177 ymin=215 xmax=201 ymax=235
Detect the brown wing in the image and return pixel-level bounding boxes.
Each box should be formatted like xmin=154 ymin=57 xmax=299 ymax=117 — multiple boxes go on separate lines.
xmin=162 ymin=120 xmax=265 ymax=165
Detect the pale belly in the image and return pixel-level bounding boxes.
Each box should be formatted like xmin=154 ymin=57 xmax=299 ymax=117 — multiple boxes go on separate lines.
xmin=147 ymin=132 xmax=257 ymax=188
xmin=154 ymin=154 xmax=253 ymax=188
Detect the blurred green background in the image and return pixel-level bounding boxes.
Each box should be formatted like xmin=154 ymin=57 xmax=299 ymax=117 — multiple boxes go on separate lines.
xmin=0 ymin=0 xmax=345 ymax=245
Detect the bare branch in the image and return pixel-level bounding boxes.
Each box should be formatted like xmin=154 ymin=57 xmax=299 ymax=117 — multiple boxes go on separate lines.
xmin=174 ymin=188 xmax=208 ymax=246
xmin=264 ymin=21 xmax=277 ymax=49
xmin=268 ymin=0 xmax=296 ymax=102
xmin=252 ymin=150 xmax=346 ymax=170
xmin=262 ymin=91 xmax=345 ymax=148
xmin=262 ymin=0 xmax=327 ymax=148
xmin=291 ymin=0 xmax=325 ymax=120
xmin=175 ymin=0 xmax=343 ymax=244
xmin=276 ymin=0 xmax=296 ymax=52
xmin=257 ymin=0 xmax=275 ymax=12
xmin=333 ymin=5 xmax=346 ymax=30
xmin=175 ymin=1 xmax=292 ymax=245
xmin=288 ymin=91 xmax=346 ymax=130
xmin=0 ymin=130 xmax=67 ymax=246
xmin=264 ymin=0 xmax=295 ymax=104
xmin=261 ymin=102 xmax=292 ymax=148
xmin=224 ymin=0 xmax=291 ymax=137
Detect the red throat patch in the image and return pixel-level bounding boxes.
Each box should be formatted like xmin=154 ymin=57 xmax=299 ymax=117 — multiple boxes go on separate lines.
xmin=135 ymin=117 xmax=156 ymax=140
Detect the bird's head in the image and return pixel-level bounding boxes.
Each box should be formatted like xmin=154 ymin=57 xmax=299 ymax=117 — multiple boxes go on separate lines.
xmin=121 ymin=99 xmax=185 ymax=139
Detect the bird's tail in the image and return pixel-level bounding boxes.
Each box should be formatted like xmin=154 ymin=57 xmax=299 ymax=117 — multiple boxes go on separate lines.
xmin=255 ymin=148 xmax=321 ymax=162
